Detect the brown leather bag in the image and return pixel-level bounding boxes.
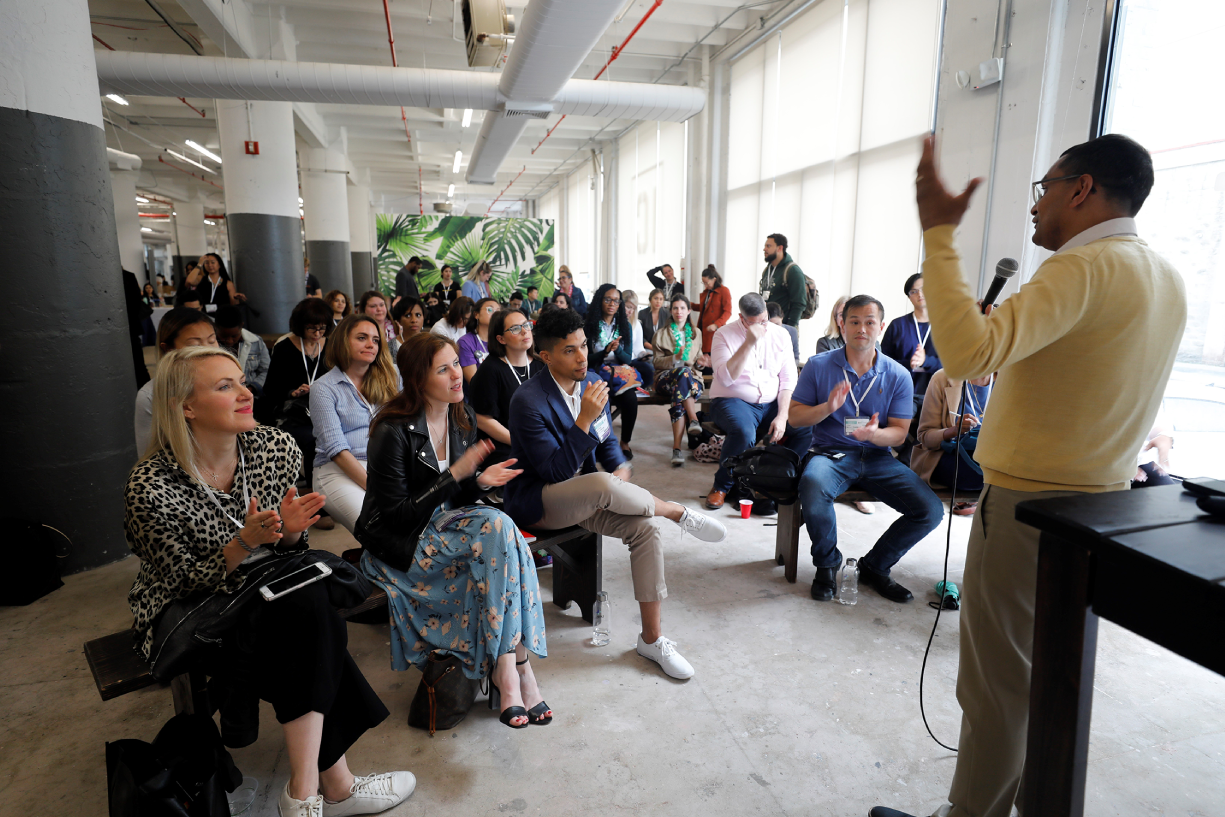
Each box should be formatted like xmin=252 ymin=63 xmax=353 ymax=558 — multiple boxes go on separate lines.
xmin=407 ymin=652 xmax=478 ymax=735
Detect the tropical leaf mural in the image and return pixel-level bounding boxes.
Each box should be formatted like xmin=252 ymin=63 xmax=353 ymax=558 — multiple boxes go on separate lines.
xmin=375 ymin=214 xmax=555 ymax=302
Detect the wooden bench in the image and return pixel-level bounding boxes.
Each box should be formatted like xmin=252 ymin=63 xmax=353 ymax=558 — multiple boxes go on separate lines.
xmin=84 ymin=526 xmax=601 ymax=713
xmin=773 ymin=487 xmax=960 ymax=583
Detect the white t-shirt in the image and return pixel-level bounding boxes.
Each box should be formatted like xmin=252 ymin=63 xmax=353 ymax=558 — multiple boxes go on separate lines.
xmin=431 ymin=321 xmax=467 ymax=343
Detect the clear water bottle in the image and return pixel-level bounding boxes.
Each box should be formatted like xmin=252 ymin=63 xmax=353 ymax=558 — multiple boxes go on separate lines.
xmin=591 ymin=591 xmax=611 ymax=646
xmin=837 ymin=558 xmax=859 ymax=606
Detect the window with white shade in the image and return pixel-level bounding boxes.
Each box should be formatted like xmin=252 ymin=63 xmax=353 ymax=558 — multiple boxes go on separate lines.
xmin=616 ymin=120 xmax=687 ymax=296
xmin=725 ymin=0 xmax=943 ymax=352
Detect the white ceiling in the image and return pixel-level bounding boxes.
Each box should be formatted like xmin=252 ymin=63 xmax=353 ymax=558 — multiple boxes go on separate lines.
xmin=91 ymin=0 xmax=787 ymax=214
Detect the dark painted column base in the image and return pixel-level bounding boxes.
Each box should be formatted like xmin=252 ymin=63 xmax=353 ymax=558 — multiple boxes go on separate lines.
xmin=305 ymin=239 xmax=352 ymax=299
xmin=0 ymin=105 xmax=136 ymax=573
xmin=228 ymin=213 xmax=304 ymax=335
xmin=350 ymin=252 xmax=374 ymax=294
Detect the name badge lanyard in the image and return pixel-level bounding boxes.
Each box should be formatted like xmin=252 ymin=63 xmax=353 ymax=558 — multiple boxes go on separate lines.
xmin=301 ymin=338 xmax=323 ymax=386
xmin=913 ymin=316 xmax=931 ymax=356
xmin=965 ymin=375 xmax=993 ymax=419
xmin=842 ymin=369 xmax=880 ymax=417
xmin=505 ymin=358 xmax=530 ymax=386
xmin=344 ymin=374 xmax=376 ymax=419
xmin=202 ymin=445 xmax=250 ymax=532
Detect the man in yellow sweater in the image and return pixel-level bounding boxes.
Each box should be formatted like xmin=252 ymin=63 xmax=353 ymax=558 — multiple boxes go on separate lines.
xmin=871 ymin=134 xmax=1187 ymax=817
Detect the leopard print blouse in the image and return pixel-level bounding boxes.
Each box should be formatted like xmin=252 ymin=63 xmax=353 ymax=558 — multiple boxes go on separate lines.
xmin=125 ymin=425 xmax=307 ymax=658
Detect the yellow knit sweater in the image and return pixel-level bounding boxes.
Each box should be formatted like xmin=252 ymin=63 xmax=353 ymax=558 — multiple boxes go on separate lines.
xmin=921 ymin=224 xmax=1187 ymax=493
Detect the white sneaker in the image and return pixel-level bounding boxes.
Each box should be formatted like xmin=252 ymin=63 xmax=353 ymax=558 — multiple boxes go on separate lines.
xmin=676 ymin=507 xmax=726 ymax=542
xmin=636 ymin=634 xmax=695 ymax=679
xmin=322 ymin=771 xmax=416 ymax=816
xmin=280 ymin=785 xmax=323 ymax=817
xmin=687 ymin=420 xmax=701 ymax=436
xmin=671 ymin=449 xmax=685 ymax=467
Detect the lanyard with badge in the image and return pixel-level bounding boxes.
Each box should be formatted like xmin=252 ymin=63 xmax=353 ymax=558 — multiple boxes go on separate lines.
xmin=583 ymin=380 xmax=612 ymax=442
xmin=842 ymin=368 xmax=880 ymax=436
xmin=300 ymin=338 xmax=322 ymax=387
xmin=912 ymin=315 xmax=931 ymax=354
xmin=344 ymin=374 xmax=375 ymax=419
xmin=505 ymin=359 xmax=530 ymax=386
xmin=202 ymin=445 xmax=251 ymax=533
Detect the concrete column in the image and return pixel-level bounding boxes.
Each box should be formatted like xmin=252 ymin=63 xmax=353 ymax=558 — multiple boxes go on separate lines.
xmin=173 ymin=199 xmax=207 ymax=286
xmin=110 ymin=170 xmax=145 ymax=281
xmin=0 ymin=0 xmax=138 ymax=572
xmin=347 ymin=183 xmax=374 ymax=294
xmin=216 ymin=99 xmax=302 ymax=333
xmin=302 ymin=147 xmax=352 ymax=298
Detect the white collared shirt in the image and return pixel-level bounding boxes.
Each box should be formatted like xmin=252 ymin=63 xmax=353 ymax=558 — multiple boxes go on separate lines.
xmin=551 ymin=372 xmax=582 ymax=419
xmin=1055 ymin=217 xmax=1139 ymax=255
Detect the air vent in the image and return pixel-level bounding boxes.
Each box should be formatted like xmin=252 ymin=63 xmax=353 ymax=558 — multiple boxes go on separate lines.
xmin=462 ymin=0 xmax=515 ymax=68
xmin=504 ymin=106 xmax=552 ymax=119
xmin=433 ymin=201 xmax=453 ymax=213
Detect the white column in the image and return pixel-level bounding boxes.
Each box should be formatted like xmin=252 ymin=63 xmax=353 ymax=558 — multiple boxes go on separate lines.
xmin=302 ymin=146 xmax=352 ymax=297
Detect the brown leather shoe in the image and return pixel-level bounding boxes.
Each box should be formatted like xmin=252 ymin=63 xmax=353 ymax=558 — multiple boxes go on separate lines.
xmin=704 ymin=490 xmax=726 ymax=510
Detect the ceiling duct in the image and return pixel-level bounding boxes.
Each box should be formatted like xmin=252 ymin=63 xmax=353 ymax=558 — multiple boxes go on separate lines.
xmin=433 ymin=201 xmax=453 ymax=213
xmin=462 ymin=0 xmax=515 ymax=68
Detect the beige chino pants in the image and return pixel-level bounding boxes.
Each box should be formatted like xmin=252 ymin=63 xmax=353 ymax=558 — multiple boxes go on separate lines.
xmin=947 ymin=483 xmax=1080 ymax=817
xmin=535 ymin=472 xmax=667 ymax=603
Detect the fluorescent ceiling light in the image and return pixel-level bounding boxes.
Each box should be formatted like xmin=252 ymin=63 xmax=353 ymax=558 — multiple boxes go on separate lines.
xmin=614 ymin=0 xmax=637 ymax=23
xmin=298 ymin=197 xmax=304 ymax=204
xmin=448 ymin=183 xmax=455 ymax=198
xmin=185 ymin=140 xmax=222 ymax=164
xmin=453 ymin=150 xmax=462 ymax=173
xmin=462 ymin=109 xmax=472 ymax=128
xmin=135 ymin=195 xmax=150 ymax=203
xmin=106 ymin=93 xmax=129 ymax=106
xmin=204 ymin=219 xmax=216 ymax=225
xmin=140 ymin=227 xmax=153 ymax=233
xmin=167 ymin=149 xmax=215 ymax=173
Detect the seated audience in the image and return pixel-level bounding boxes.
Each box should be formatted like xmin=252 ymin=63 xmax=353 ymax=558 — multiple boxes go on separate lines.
xmin=585 ymin=283 xmax=640 ymax=459
xmin=459 ymin=297 xmax=498 ymax=381
xmin=214 ymin=306 xmax=270 ymax=398
xmin=788 ymin=295 xmax=943 ymax=603
xmin=305 ymin=260 xmax=323 ymax=298
xmin=524 ymin=286 xmax=542 ymax=316
xmin=134 ymin=307 xmax=217 ymax=454
xmin=431 ymin=296 xmax=473 ymax=343
xmin=194 ymin=253 xmax=245 ymax=314
xmin=309 ymin=315 xmax=401 ymax=533
xmin=549 ymin=291 xmax=572 ymax=311
xmin=623 ymin=290 xmax=655 ymax=381
xmin=816 ymin=296 xmax=849 ymax=353
xmin=260 ymin=298 xmax=333 ymax=504
xmin=705 ymin=293 xmax=811 ymax=512
xmin=433 ymin=264 xmax=462 ymax=304
xmin=652 ymin=293 xmax=704 ymax=467
xmin=768 ymin=302 xmax=800 ymax=364
xmin=325 ymin=290 xmax=352 ymax=327
xmin=881 ymin=273 xmax=941 ymax=416
xmin=505 ymin=307 xmax=726 ymax=679
xmin=471 ymin=309 xmax=545 ymax=466
xmin=912 ymin=368 xmax=993 ymax=513
xmin=141 ymin=282 xmax=161 ymax=307
xmin=355 ymin=333 xmax=549 ymax=729
xmin=639 ymin=288 xmax=666 ymax=352
xmin=556 ymin=266 xmax=587 ymax=316
xmin=177 ymin=290 xmax=203 ymax=310
xmin=421 ymin=292 xmax=444 ymax=327
xmin=391 ymin=296 xmax=425 ymax=340
xmin=507 ymin=290 xmax=526 ymax=314
xmin=646 ymin=263 xmax=684 ymax=300
xmin=358 ymin=290 xmax=400 ymax=360
xmin=696 ymin=265 xmax=731 ymax=357
xmin=125 ymin=346 xmax=414 ymax=815
xmin=462 ymin=260 xmax=493 ymax=302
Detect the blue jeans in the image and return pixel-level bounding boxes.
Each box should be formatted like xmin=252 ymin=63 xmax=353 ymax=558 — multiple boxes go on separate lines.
xmin=711 ymin=397 xmax=813 ymax=493
xmin=799 ymin=447 xmax=943 ymax=573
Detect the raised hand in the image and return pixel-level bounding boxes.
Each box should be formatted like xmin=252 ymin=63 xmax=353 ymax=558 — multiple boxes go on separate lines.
xmin=826 ymin=381 xmax=851 ymax=414
xmin=745 ymin=322 xmax=768 ymax=346
xmin=577 ymin=380 xmax=610 ymax=429
xmin=451 ymin=439 xmax=494 ymax=482
xmin=916 ymin=134 xmax=983 ymax=231
xmin=281 ymin=486 xmax=325 ymax=534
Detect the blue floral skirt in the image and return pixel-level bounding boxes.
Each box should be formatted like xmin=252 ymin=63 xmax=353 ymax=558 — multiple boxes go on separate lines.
xmin=360 ymin=505 xmax=547 ymax=681
xmin=655 ymin=366 xmax=703 ymax=421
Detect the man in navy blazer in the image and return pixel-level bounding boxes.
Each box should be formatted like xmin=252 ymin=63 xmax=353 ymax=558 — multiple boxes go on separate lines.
xmin=506 ymin=306 xmax=726 ymax=680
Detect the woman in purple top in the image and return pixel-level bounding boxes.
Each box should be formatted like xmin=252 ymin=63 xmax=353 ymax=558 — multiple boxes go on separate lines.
xmin=459 ymin=297 xmax=498 ymax=383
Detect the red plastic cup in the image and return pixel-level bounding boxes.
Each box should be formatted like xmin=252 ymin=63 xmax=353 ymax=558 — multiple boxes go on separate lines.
xmin=739 ymin=499 xmax=753 ymax=519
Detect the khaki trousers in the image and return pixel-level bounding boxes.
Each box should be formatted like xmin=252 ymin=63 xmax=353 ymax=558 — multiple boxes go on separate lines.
xmin=947 ymin=483 xmax=1081 ymax=817
xmin=535 ymin=472 xmax=667 ymax=603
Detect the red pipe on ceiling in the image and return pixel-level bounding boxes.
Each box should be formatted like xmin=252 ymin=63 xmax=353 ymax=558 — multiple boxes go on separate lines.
xmin=381 ymin=0 xmax=413 ymax=146
xmin=486 ymin=165 xmax=527 ymax=214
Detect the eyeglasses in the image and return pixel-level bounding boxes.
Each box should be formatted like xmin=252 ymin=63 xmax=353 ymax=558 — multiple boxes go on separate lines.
xmin=503 ymin=323 xmax=531 ymax=335
xmin=603 ymin=297 xmax=621 ymax=305
xmin=1030 ymin=173 xmax=1084 ymax=205
xmin=305 ymin=324 xmax=329 ymax=333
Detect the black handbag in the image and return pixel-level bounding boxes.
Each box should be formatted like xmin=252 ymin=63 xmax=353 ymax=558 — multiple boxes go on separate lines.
xmin=106 ymin=713 xmax=241 ymax=817
xmin=407 ymin=652 xmax=478 ymax=736
xmin=148 ymin=549 xmax=371 ymax=681
xmin=724 ymin=444 xmax=814 ymax=504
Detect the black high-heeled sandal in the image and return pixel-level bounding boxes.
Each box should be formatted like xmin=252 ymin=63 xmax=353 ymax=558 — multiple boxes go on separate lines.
xmin=516 ymin=657 xmax=553 ymax=726
xmin=486 ymin=676 xmax=528 ymax=729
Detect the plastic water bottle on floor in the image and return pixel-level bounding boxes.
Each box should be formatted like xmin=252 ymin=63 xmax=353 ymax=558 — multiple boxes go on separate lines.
xmin=592 ymin=591 xmax=611 ymax=646
xmin=837 ymin=558 xmax=859 ymax=606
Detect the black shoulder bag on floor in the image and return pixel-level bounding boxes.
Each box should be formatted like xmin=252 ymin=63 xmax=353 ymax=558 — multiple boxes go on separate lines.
xmin=724 ymin=444 xmax=814 ymax=504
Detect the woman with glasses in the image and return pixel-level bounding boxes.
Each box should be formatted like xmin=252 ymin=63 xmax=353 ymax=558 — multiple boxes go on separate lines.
xmin=469 ymin=309 xmax=544 ymax=467
xmin=260 ymin=298 xmax=334 ymax=498
xmin=584 ymin=283 xmax=639 ymax=459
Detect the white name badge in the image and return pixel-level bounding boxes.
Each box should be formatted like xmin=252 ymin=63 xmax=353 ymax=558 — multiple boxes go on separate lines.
xmin=204 ymin=304 xmax=218 ymax=313
xmin=843 ymin=416 xmax=870 ymax=436
xmin=591 ymin=413 xmax=611 ymax=442
xmin=761 ymin=289 xmax=772 ymax=300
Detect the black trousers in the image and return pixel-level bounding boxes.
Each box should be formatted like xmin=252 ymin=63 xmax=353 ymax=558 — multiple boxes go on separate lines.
xmin=610 ymin=389 xmax=637 ymax=443
xmin=208 ymin=580 xmax=388 ymax=771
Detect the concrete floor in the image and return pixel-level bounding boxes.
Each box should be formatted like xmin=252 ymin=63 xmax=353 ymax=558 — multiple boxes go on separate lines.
xmin=2 ymin=406 xmax=1223 ymax=817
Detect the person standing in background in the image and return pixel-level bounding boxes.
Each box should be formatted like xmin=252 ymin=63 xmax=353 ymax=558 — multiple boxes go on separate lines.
xmin=646 ymin=263 xmax=684 ymax=301
xmin=695 ymin=266 xmax=732 ymax=358
xmin=760 ymin=234 xmax=807 ymax=327
xmin=462 ymin=260 xmax=493 ymax=302
xmin=305 ymin=258 xmax=322 ymax=298
xmin=394 ymin=256 xmax=422 ymax=307
xmin=881 ymin=273 xmax=941 ymax=416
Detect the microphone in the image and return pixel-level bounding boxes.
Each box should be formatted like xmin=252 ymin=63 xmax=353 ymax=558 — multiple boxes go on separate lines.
xmin=981 ymin=257 xmax=1019 ymax=313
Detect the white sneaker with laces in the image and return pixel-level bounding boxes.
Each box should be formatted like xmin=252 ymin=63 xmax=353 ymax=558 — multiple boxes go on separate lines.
xmin=676 ymin=507 xmax=726 ymax=542
xmin=637 ymin=634 xmax=695 ymax=679
xmin=322 ymin=771 xmax=416 ymax=816
xmin=279 ymin=785 xmax=323 ymax=817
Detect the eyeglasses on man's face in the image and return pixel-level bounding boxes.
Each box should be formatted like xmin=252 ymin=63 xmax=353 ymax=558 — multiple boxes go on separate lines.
xmin=1030 ymin=173 xmax=1084 ymax=205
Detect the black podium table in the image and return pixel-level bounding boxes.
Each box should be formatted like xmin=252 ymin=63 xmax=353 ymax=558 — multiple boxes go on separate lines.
xmin=1015 ymin=485 xmax=1225 ymax=817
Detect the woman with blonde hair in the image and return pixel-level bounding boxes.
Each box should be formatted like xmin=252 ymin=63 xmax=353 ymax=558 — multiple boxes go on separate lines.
xmin=462 ymin=260 xmax=493 ymax=302
xmin=309 ymin=314 xmax=403 ymax=533
xmin=125 ymin=346 xmax=415 ymax=816
xmin=816 ymin=295 xmax=850 ymax=354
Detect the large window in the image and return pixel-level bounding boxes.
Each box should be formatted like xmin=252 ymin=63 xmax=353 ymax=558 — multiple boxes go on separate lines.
xmin=1101 ymin=0 xmax=1225 ymax=477
xmin=725 ymin=0 xmax=943 ymax=352
xmin=616 ymin=121 xmax=687 ymax=296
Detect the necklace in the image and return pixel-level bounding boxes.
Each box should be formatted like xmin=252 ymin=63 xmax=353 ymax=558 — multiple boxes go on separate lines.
xmin=670 ymin=321 xmax=694 ymax=361
xmin=203 ymin=451 xmax=238 ymax=486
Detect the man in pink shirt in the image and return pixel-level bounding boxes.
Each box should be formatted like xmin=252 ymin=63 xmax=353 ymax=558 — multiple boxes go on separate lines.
xmin=705 ymin=293 xmax=812 ymax=512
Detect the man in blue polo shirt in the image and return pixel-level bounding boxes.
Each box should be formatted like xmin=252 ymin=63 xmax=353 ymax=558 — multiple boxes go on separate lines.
xmin=789 ymin=294 xmax=944 ymax=603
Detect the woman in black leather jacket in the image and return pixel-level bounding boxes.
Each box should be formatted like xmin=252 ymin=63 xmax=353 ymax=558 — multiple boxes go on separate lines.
xmin=355 ymin=332 xmax=551 ymax=730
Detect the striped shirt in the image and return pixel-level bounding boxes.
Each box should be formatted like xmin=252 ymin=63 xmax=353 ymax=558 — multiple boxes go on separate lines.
xmin=309 ymin=366 xmax=401 ymax=466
